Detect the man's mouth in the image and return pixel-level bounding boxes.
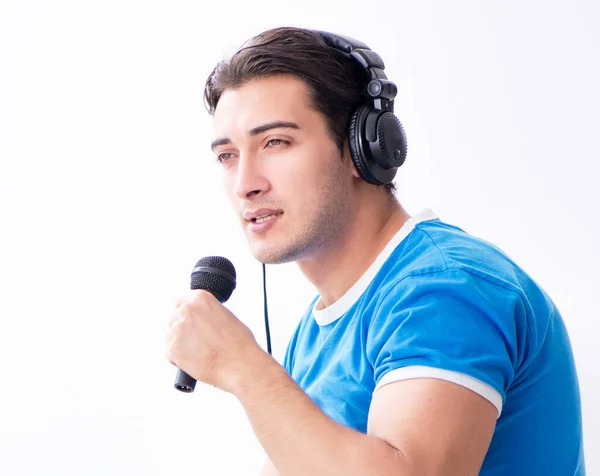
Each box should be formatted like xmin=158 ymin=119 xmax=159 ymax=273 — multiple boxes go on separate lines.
xmin=244 ymin=208 xmax=284 ymax=222
xmin=252 ymin=212 xmax=283 ymax=224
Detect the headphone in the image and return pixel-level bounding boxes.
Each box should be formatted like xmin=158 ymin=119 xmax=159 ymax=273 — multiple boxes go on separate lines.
xmin=315 ymin=31 xmax=407 ymax=185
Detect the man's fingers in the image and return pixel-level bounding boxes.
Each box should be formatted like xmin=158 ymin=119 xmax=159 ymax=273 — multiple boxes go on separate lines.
xmin=174 ymin=293 xmax=189 ymax=308
xmin=168 ymin=308 xmax=181 ymax=327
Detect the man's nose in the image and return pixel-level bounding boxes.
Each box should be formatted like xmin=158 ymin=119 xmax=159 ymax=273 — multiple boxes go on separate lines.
xmin=233 ymin=153 xmax=270 ymax=200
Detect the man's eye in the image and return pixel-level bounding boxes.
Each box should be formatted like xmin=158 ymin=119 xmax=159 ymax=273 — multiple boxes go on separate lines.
xmin=266 ymin=138 xmax=289 ymax=147
xmin=217 ymin=152 xmax=235 ymax=163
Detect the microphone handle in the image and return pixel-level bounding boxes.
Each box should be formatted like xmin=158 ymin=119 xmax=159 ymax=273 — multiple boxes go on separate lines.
xmin=175 ymin=368 xmax=197 ymax=393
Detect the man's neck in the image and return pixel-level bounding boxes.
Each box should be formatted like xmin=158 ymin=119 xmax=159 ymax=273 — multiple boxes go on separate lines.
xmin=297 ymin=198 xmax=410 ymax=308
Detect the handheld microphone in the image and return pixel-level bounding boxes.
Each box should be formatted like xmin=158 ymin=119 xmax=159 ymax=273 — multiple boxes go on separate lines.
xmin=174 ymin=256 xmax=237 ymax=393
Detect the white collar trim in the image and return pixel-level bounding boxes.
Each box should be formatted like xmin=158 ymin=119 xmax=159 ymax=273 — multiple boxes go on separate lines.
xmin=312 ymin=209 xmax=438 ymax=326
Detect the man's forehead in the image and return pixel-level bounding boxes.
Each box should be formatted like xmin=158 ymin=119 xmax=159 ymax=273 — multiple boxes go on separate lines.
xmin=212 ymin=76 xmax=314 ymax=137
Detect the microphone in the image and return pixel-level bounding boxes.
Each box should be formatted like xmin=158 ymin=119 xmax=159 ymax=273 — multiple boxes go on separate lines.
xmin=174 ymin=256 xmax=237 ymax=393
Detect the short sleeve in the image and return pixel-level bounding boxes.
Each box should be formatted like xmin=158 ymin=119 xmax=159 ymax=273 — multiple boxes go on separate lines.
xmin=367 ymin=268 xmax=527 ymax=416
xmin=282 ymin=327 xmax=298 ymax=375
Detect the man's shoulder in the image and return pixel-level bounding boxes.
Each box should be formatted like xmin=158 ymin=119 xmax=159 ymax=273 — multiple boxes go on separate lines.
xmin=380 ymin=218 xmax=530 ymax=294
xmin=370 ymin=217 xmax=557 ymax=346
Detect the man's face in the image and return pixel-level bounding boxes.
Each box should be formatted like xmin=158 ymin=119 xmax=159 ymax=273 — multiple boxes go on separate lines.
xmin=211 ymin=74 xmax=356 ymax=264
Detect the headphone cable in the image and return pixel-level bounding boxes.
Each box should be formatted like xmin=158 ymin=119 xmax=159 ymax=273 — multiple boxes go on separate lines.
xmin=262 ymin=262 xmax=272 ymax=355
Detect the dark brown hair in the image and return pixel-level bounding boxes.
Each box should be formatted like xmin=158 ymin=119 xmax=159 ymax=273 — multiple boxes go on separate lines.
xmin=204 ymin=26 xmax=396 ymax=194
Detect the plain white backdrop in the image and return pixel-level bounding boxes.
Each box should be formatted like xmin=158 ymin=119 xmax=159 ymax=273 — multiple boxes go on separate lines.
xmin=1 ymin=0 xmax=598 ymax=474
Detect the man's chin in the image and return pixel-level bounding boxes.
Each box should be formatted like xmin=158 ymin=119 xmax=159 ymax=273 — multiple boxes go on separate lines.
xmin=249 ymin=242 xmax=299 ymax=265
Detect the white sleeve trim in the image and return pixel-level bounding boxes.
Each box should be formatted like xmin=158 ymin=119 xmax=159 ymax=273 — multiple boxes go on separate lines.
xmin=374 ymin=366 xmax=503 ymax=418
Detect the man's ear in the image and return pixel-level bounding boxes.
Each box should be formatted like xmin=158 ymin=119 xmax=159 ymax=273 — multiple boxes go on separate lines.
xmin=343 ymin=142 xmax=361 ymax=179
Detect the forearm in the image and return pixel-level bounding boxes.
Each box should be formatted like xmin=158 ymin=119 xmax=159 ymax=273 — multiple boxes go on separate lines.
xmin=232 ymin=349 xmax=410 ymax=476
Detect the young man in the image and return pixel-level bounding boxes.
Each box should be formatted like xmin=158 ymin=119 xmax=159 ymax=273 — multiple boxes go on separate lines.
xmin=166 ymin=27 xmax=585 ymax=475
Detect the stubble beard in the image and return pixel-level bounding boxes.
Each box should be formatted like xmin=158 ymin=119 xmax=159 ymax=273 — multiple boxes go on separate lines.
xmin=249 ymin=164 xmax=353 ymax=265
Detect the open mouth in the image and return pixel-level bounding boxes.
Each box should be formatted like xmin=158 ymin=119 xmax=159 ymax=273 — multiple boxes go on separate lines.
xmin=251 ymin=212 xmax=283 ymax=224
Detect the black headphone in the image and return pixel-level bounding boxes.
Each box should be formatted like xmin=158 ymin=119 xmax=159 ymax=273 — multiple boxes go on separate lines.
xmin=315 ymin=31 xmax=407 ymax=185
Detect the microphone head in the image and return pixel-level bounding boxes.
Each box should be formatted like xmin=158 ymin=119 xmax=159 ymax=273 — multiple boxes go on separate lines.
xmin=190 ymin=256 xmax=236 ymax=302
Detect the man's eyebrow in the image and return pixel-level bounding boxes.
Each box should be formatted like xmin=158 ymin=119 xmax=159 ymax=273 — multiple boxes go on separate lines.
xmin=210 ymin=121 xmax=300 ymax=151
xmin=249 ymin=120 xmax=300 ymax=136
xmin=210 ymin=137 xmax=231 ymax=151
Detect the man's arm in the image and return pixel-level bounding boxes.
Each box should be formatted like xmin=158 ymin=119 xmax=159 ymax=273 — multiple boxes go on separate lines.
xmin=243 ymin=350 xmax=496 ymax=476
xmin=260 ymin=459 xmax=279 ymax=476
xmin=166 ymin=290 xmax=497 ymax=476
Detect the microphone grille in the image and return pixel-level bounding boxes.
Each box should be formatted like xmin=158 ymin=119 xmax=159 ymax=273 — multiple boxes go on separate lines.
xmin=190 ymin=256 xmax=236 ymax=302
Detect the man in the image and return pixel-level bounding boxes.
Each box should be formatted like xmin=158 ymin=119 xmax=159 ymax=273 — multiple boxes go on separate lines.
xmin=166 ymin=27 xmax=585 ymax=475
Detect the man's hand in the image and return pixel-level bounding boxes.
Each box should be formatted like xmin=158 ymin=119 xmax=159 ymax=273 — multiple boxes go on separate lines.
xmin=166 ymin=290 xmax=261 ymax=393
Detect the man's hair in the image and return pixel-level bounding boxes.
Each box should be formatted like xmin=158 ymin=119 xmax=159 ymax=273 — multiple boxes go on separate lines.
xmin=203 ymin=26 xmax=396 ymax=195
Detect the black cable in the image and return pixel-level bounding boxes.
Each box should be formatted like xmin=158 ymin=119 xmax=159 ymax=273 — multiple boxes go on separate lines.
xmin=262 ymin=262 xmax=272 ymax=355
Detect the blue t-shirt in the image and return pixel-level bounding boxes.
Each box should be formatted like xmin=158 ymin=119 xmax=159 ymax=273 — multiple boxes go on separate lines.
xmin=283 ymin=210 xmax=585 ymax=475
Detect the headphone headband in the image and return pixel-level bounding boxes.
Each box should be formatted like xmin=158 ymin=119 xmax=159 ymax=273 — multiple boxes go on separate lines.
xmin=313 ymin=30 xmax=398 ymax=103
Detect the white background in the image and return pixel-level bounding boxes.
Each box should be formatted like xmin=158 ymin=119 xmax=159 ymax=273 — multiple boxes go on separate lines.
xmin=1 ymin=0 xmax=598 ymax=474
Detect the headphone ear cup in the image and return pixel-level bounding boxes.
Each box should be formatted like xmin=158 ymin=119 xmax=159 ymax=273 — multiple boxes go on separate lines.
xmin=348 ymin=106 xmax=377 ymax=184
xmin=373 ymin=112 xmax=407 ymax=169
